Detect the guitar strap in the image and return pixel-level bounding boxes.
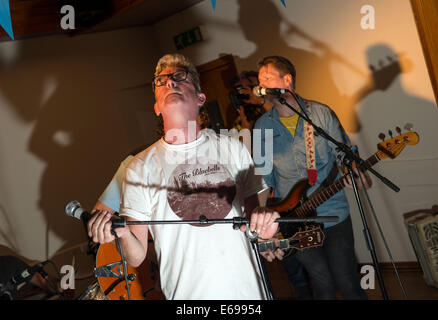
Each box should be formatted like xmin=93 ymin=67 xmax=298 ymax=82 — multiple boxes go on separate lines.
xmin=303 ymin=101 xmax=317 ymax=186
xmin=300 ymin=98 xmax=338 ymax=189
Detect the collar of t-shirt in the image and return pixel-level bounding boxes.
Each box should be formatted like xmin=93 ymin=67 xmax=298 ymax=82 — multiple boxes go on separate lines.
xmin=161 ymin=129 xmax=207 ymax=151
xmin=279 ymin=113 xmax=299 ymax=137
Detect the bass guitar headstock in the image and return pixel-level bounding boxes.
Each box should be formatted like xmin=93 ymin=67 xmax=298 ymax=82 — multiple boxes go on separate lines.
xmin=377 ymin=124 xmax=419 ymax=160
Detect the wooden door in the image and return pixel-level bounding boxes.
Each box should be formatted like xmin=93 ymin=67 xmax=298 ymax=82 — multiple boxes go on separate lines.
xmin=410 ymin=0 xmax=438 ymax=104
xmin=196 ymin=55 xmax=239 ymax=129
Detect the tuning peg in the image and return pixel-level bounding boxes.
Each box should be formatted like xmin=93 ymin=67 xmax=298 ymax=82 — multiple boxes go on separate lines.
xmin=404 ymin=123 xmax=414 ymax=131
xmin=396 ymin=126 xmax=402 ymax=134
xmin=388 ymin=130 xmax=393 ymax=138
xmin=378 ymin=133 xmax=386 ymax=141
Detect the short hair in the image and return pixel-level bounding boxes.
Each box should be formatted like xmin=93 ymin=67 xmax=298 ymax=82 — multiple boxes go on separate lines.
xmin=257 ymin=56 xmax=296 ymax=89
xmin=154 ymin=53 xmax=201 ymax=93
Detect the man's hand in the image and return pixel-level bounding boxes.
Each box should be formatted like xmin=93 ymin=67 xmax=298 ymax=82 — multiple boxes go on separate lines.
xmin=259 ymin=238 xmax=285 ymax=262
xmin=240 ymin=207 xmax=280 ymax=241
xmin=343 ymin=164 xmax=372 ymax=190
xmin=87 ymin=210 xmax=130 ymax=244
xmin=88 ymin=202 xmax=149 ymax=268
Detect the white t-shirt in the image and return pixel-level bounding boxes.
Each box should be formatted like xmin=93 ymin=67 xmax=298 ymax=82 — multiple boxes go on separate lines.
xmin=120 ymin=130 xmax=267 ymax=300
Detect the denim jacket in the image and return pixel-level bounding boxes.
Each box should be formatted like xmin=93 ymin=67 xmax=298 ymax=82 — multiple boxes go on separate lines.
xmin=253 ymin=96 xmax=351 ymax=228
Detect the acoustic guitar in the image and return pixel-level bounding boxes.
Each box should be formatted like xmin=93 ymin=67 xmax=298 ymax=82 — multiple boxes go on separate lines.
xmin=258 ymin=224 xmax=324 ymax=253
xmin=94 ymin=236 xmax=164 ymax=300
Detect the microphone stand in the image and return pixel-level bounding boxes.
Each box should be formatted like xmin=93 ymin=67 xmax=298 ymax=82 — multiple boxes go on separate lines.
xmin=273 ymin=90 xmax=395 ymax=300
xmin=111 ymin=230 xmax=131 ymax=300
xmin=111 ymin=215 xmax=339 ymax=300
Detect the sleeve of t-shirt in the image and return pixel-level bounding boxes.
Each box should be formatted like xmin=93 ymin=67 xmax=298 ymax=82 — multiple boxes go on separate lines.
xmin=98 ymin=155 xmax=134 ymax=212
xmin=119 ymin=158 xmax=153 ymax=221
xmin=235 ymin=138 xmax=268 ymax=200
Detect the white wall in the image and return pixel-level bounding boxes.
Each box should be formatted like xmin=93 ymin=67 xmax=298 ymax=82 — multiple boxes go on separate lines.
xmin=0 ymin=27 xmax=161 ymax=260
xmin=153 ymin=0 xmax=438 ymax=263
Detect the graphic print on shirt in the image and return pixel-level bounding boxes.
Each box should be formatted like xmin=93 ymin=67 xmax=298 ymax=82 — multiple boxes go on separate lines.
xmin=167 ymin=158 xmax=236 ymax=226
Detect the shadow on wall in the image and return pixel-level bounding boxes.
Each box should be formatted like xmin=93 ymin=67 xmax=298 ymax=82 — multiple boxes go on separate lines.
xmin=0 ymin=205 xmax=19 ymax=254
xmin=356 ymin=43 xmax=437 ymax=157
xmin=232 ymin=0 xmax=412 ymax=134
xmin=356 ymin=44 xmax=438 ymax=247
xmin=0 ymin=35 xmax=152 ymax=256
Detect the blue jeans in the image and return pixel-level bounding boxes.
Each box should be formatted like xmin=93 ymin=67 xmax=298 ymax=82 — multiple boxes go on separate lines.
xmin=295 ymin=216 xmax=368 ymax=300
xmin=282 ymin=255 xmax=312 ymax=299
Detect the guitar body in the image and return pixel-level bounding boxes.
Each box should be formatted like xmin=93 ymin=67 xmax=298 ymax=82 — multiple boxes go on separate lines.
xmin=95 ymin=241 xmax=164 ymax=300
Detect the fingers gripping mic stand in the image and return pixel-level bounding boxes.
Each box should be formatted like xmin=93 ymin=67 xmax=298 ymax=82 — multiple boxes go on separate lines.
xmin=273 ymin=90 xmax=400 ymax=300
xmin=111 ymin=214 xmax=339 ymax=300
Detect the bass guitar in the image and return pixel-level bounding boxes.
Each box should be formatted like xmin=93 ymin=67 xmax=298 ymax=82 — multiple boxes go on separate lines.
xmin=267 ymin=128 xmax=419 ymax=256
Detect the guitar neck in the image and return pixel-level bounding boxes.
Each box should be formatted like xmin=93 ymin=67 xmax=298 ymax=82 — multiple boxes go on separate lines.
xmin=296 ymin=151 xmax=382 ymax=216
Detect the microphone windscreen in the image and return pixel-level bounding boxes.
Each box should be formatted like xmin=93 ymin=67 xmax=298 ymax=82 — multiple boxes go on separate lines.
xmin=65 ymin=200 xmax=84 ymax=220
xmin=252 ymin=86 xmax=263 ymax=97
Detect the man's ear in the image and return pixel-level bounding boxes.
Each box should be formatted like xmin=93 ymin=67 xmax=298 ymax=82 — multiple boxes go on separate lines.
xmin=284 ymin=74 xmax=293 ymax=88
xmin=197 ymin=93 xmax=206 ymax=106
xmin=154 ymin=102 xmax=161 ymax=116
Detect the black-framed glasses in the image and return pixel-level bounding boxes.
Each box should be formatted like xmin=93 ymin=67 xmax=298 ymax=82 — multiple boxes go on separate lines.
xmin=152 ymin=69 xmax=188 ymax=90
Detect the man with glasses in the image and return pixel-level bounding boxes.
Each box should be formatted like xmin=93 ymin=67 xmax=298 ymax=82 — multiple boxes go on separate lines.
xmin=87 ymin=53 xmax=280 ymax=299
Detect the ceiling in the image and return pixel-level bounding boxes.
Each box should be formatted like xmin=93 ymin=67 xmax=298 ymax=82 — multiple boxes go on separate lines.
xmin=0 ymin=0 xmax=204 ymax=41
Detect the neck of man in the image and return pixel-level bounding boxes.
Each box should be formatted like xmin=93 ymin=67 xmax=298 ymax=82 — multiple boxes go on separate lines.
xmin=273 ymin=89 xmax=301 ymax=118
xmin=163 ymin=116 xmax=201 ymax=145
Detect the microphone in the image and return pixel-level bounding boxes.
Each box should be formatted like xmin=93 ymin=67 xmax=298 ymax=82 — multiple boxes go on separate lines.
xmin=65 ymin=200 xmax=93 ymax=223
xmin=11 ymin=261 xmax=49 ymax=285
xmin=65 ymin=200 xmax=126 ymax=228
xmin=252 ymin=86 xmax=288 ymax=97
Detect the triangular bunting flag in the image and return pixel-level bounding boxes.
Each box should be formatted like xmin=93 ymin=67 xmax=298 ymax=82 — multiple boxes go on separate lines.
xmin=210 ymin=0 xmax=216 ymax=10
xmin=0 ymin=0 xmax=13 ymax=40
